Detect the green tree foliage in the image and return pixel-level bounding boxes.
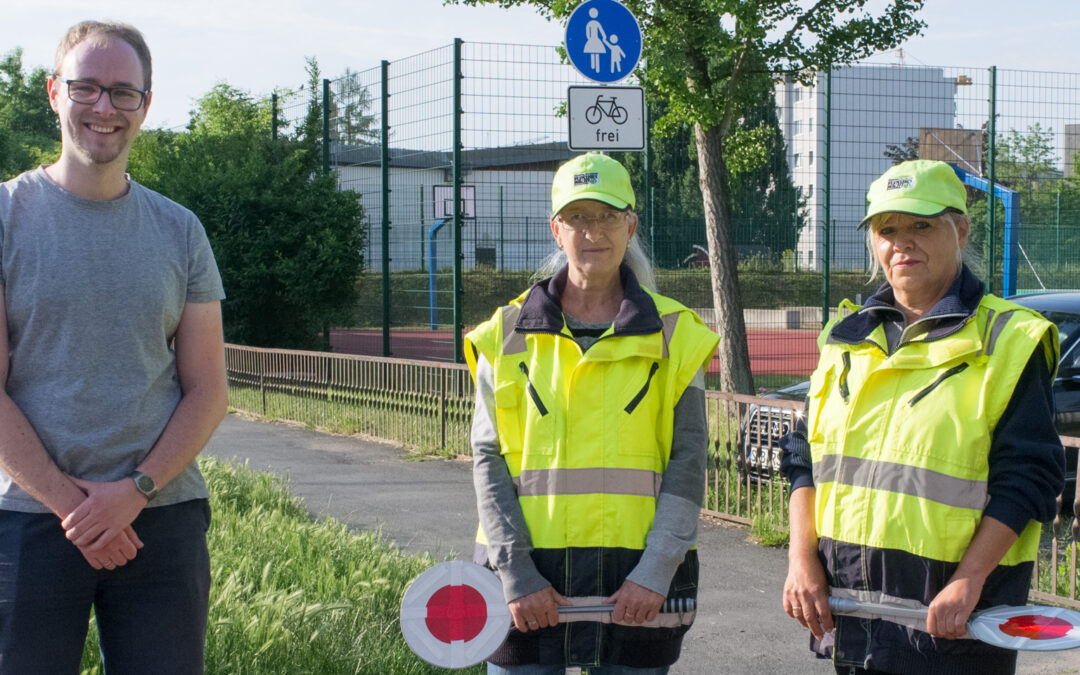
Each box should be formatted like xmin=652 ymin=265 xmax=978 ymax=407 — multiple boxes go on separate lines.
xmin=452 ymin=0 xmax=924 ymax=393
xmin=618 ymin=89 xmax=804 ymax=269
xmin=0 ymin=48 xmax=60 ymax=179
xmin=965 ymin=124 xmax=1080 ymax=291
xmin=727 ymin=85 xmax=805 ymax=256
xmin=128 ymin=81 xmax=366 ymax=349
xmin=994 ymin=123 xmax=1056 ymax=194
xmin=883 ymin=136 xmax=919 ymax=165
xmin=329 ymin=68 xmax=379 ymax=146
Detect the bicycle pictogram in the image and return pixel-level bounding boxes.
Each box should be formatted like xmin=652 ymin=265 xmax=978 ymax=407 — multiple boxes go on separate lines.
xmin=584 ymin=95 xmax=628 ymax=125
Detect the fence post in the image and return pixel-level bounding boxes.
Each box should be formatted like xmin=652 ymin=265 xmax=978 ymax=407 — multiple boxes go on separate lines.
xmin=1056 ymin=189 xmax=1061 ymax=269
xmin=499 ymin=185 xmax=505 ymax=272
xmin=259 ymin=351 xmax=267 ymax=416
xmin=644 ymin=107 xmax=653 ymax=259
xmin=321 ymin=78 xmax=332 ymax=350
xmin=420 ymin=184 xmax=426 ymax=273
xmin=986 ymin=65 xmax=997 ymax=292
xmin=821 ymin=67 xmax=832 ymax=327
xmin=452 ymin=38 xmax=464 ymax=363
xmin=271 ymin=92 xmax=278 ymax=141
xmin=321 ymin=78 xmax=331 ymax=175
xmin=381 ymin=60 xmax=392 ymax=357
xmin=440 ymin=368 xmax=448 ymax=451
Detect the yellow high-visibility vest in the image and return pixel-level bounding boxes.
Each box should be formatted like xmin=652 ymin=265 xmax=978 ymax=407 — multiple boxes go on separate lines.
xmin=465 ymin=287 xmax=719 ymax=551
xmin=808 ymin=294 xmax=1058 ymax=565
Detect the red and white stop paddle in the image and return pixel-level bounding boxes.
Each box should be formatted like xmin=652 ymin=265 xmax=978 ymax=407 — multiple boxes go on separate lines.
xmin=400 ymin=561 xmax=697 ymax=668
xmin=829 ymin=596 xmax=1080 ymax=651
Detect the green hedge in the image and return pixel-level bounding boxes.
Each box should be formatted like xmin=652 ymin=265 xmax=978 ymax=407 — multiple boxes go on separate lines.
xmin=350 ymin=267 xmax=878 ymax=329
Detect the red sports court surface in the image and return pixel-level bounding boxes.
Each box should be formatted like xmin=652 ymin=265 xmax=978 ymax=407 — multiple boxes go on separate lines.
xmin=330 ymin=328 xmax=819 ymax=377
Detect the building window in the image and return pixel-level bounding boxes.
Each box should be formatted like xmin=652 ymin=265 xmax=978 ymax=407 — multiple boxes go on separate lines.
xmin=806 ymin=184 xmax=814 ymax=199
xmin=793 ymin=153 xmax=801 ymax=167
xmin=793 ymin=85 xmax=803 ymax=102
xmin=792 ymin=120 xmax=802 ymax=136
xmin=808 ymin=151 xmax=814 ymax=165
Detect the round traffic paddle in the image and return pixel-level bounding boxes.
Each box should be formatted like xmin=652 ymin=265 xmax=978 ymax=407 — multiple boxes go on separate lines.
xmin=400 ymin=561 xmax=697 ymax=669
xmin=829 ymin=596 xmax=1080 ymax=651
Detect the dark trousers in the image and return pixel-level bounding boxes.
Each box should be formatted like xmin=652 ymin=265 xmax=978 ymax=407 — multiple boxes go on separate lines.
xmin=0 ymin=500 xmax=211 ymax=675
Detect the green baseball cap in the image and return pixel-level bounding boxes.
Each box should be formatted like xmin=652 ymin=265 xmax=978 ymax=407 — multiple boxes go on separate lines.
xmin=858 ymin=159 xmax=968 ymax=229
xmin=551 ymin=152 xmax=635 ymax=216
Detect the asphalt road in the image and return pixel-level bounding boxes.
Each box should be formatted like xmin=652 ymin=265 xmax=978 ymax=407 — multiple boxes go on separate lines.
xmin=203 ymin=414 xmax=1077 ymax=675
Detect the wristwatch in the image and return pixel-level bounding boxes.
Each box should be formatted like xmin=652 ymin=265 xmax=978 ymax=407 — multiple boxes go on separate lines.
xmin=129 ymin=471 xmax=159 ymax=501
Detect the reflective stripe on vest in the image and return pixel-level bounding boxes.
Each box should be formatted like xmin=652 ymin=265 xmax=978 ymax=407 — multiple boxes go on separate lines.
xmin=810 ymin=294 xmax=1056 ymax=565
xmin=513 ymin=467 xmax=662 ymax=498
xmin=813 ymin=454 xmax=987 ymax=511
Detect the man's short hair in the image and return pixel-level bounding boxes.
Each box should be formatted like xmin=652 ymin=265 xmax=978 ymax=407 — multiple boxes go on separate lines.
xmin=54 ymin=21 xmax=152 ymax=91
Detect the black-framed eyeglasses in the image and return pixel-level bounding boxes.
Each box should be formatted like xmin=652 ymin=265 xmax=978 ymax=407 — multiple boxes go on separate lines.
xmin=57 ymin=78 xmax=148 ymax=112
xmin=555 ymin=209 xmax=628 ymax=232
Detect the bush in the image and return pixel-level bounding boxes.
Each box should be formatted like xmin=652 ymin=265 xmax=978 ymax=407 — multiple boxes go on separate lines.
xmin=129 ymin=86 xmax=366 ymax=350
xmin=350 ymin=267 xmax=878 ymax=329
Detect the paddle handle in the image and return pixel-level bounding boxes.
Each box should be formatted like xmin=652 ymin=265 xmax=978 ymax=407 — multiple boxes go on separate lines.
xmin=828 ymin=597 xmax=930 ymax=621
xmin=559 ymin=597 xmax=697 ymax=615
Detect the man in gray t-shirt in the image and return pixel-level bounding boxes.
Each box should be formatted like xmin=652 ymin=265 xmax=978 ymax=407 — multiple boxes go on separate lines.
xmin=0 ymin=21 xmax=226 ymax=673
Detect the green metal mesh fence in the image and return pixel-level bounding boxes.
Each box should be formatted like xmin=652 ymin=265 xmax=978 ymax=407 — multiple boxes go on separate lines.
xmin=263 ymin=43 xmax=1080 ymax=382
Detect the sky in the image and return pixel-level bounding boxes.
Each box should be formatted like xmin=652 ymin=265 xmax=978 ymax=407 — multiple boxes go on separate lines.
xmin=3 ymin=0 xmax=1079 ymax=130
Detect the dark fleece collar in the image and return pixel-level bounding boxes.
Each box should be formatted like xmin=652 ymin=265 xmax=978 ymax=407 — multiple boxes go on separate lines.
xmin=830 ymin=264 xmax=986 ymax=344
xmin=515 ymin=264 xmax=663 ymax=336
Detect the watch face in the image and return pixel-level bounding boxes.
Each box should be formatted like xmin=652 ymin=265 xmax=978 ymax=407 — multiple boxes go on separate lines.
xmin=136 ymin=475 xmax=155 ymax=493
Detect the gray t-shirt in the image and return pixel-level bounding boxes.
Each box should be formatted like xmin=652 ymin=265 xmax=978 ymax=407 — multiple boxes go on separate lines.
xmin=0 ymin=167 xmax=225 ymax=512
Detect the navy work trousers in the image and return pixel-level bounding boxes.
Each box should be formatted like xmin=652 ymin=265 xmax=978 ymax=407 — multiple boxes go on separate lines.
xmin=0 ymin=499 xmax=211 ymax=674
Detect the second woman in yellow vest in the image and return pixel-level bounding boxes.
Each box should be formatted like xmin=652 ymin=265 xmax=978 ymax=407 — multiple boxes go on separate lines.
xmin=780 ymin=159 xmax=1065 ymax=675
xmin=465 ymin=153 xmax=719 ymax=674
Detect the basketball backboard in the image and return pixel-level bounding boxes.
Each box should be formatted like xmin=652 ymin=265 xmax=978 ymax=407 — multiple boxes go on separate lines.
xmin=433 ymin=185 xmax=476 ymax=220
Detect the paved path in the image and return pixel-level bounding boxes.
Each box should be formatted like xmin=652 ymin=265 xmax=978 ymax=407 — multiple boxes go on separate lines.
xmin=204 ymin=415 xmax=1076 ymax=674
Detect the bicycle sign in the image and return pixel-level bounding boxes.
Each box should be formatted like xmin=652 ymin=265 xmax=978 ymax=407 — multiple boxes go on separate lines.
xmin=568 ymin=85 xmax=644 ymax=151
xmin=585 ymin=95 xmax=628 ymax=125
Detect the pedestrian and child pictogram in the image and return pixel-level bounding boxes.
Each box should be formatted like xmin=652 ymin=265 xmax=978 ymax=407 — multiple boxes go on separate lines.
xmin=564 ymin=0 xmax=642 ymax=83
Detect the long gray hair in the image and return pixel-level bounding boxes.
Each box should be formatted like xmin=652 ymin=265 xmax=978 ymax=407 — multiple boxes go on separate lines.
xmin=531 ymin=212 xmax=658 ymax=291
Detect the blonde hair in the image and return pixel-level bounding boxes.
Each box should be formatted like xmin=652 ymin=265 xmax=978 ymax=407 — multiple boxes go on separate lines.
xmin=55 ymin=21 xmax=152 ymax=90
xmin=533 ymin=212 xmax=657 ymax=291
xmin=865 ymin=211 xmax=977 ymax=282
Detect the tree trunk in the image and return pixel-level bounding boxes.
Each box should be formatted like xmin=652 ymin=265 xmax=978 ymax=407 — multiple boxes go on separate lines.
xmin=695 ymin=122 xmax=755 ymax=395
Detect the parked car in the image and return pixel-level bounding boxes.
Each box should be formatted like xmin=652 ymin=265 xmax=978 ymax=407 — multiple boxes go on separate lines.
xmin=738 ymin=292 xmax=1080 ymax=505
xmin=736 ymin=381 xmax=808 ymax=482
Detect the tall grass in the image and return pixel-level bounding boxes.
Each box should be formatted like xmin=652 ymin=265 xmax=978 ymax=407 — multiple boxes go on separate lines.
xmin=80 ymin=458 xmax=483 ymax=674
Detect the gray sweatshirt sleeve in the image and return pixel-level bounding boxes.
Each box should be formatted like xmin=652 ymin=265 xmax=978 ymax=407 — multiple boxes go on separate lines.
xmin=471 ymin=352 xmax=551 ymax=603
xmin=625 ymin=369 xmax=708 ymax=596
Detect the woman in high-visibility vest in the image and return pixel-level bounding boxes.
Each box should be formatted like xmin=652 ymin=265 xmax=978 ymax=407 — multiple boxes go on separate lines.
xmin=780 ymin=159 xmax=1066 ymax=675
xmin=465 ymin=153 xmax=719 ymax=674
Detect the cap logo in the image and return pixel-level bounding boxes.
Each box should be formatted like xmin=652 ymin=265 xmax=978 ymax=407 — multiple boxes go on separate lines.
xmin=886 ymin=176 xmax=914 ymax=191
xmin=573 ymin=172 xmax=599 ymax=186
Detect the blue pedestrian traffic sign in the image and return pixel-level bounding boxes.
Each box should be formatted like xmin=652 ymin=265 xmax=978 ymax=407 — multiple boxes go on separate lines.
xmin=565 ymin=0 xmax=642 ymax=84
